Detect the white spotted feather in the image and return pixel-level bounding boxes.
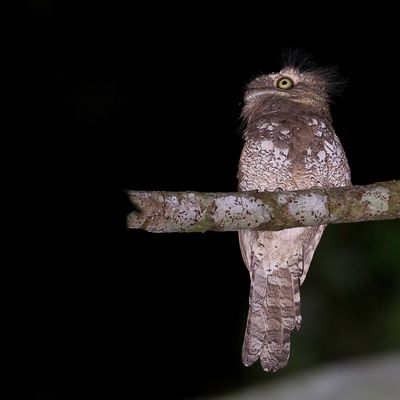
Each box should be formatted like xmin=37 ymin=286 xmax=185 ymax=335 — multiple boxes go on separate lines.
xmin=238 ymin=71 xmax=351 ymax=372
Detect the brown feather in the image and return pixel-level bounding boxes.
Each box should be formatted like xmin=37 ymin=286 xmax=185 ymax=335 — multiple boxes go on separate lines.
xmin=238 ymin=61 xmax=351 ymax=372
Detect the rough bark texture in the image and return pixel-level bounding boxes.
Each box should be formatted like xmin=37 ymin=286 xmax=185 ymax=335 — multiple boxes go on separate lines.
xmin=126 ymin=181 xmax=400 ymax=232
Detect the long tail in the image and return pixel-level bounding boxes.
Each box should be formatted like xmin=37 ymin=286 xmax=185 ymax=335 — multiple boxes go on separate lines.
xmin=242 ymin=265 xmax=301 ymax=372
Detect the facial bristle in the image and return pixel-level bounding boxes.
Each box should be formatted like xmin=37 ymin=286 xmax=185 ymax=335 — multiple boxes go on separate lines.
xmin=279 ymin=48 xmax=347 ymax=97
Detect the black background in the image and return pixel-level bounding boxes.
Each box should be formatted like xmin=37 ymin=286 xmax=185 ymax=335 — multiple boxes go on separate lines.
xmin=2 ymin=3 xmax=400 ymax=399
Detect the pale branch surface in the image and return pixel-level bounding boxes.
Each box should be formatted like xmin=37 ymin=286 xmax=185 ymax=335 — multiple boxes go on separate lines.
xmin=126 ymin=181 xmax=400 ymax=233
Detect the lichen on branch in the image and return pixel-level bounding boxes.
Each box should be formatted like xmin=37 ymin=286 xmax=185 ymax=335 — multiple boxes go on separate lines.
xmin=126 ymin=181 xmax=400 ymax=233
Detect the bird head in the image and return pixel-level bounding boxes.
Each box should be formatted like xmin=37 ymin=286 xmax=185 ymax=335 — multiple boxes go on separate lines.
xmin=242 ymin=53 xmax=344 ymax=123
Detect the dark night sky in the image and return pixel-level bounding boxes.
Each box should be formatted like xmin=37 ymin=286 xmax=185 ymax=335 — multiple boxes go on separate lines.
xmin=2 ymin=3 xmax=400 ymax=399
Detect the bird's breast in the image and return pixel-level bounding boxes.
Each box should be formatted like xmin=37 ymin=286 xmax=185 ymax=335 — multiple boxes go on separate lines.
xmin=238 ymin=118 xmax=351 ymax=192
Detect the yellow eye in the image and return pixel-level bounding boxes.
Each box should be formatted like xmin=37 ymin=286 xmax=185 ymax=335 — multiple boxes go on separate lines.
xmin=277 ymin=77 xmax=294 ymax=90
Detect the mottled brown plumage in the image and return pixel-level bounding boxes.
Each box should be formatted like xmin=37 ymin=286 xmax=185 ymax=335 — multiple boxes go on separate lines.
xmin=238 ymin=58 xmax=351 ymax=372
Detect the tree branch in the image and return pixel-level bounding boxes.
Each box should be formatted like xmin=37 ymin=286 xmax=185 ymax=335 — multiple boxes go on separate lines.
xmin=126 ymin=181 xmax=400 ymax=232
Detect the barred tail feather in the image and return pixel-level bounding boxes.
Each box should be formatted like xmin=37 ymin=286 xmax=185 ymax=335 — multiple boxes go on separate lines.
xmin=242 ymin=264 xmax=267 ymax=366
xmin=242 ymin=267 xmax=301 ymax=372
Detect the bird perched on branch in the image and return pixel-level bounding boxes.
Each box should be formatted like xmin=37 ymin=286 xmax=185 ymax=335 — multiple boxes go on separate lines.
xmin=237 ymin=52 xmax=351 ymax=372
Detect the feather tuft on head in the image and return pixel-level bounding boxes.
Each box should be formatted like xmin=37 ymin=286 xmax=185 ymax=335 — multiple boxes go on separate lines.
xmin=278 ymin=48 xmax=346 ymax=97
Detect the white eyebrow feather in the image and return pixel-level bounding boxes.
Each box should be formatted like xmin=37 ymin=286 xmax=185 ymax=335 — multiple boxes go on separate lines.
xmin=245 ymin=89 xmax=271 ymax=101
